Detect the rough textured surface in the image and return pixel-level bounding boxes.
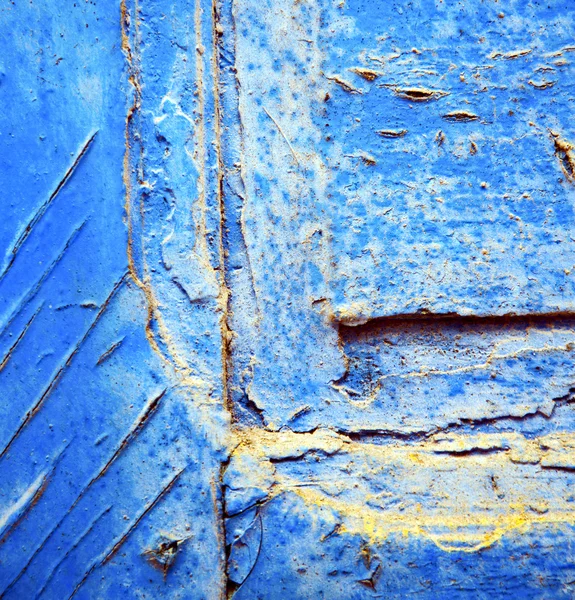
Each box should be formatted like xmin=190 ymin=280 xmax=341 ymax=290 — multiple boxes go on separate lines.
xmin=226 ymin=0 xmax=575 ymax=432
xmin=222 ymin=0 xmax=575 ymax=597
xmin=2 ymin=0 xmax=575 ymax=598
xmin=320 ymin=0 xmax=575 ymax=322
xmin=0 ymin=1 xmax=226 ymax=598
xmin=226 ymin=429 xmax=575 ymax=598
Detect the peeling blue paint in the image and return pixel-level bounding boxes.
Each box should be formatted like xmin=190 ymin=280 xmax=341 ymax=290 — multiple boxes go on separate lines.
xmin=2 ymin=0 xmax=575 ymax=598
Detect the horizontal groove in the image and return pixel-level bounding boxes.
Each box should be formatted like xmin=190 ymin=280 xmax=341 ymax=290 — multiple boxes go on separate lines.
xmin=340 ymin=310 xmax=575 ymax=337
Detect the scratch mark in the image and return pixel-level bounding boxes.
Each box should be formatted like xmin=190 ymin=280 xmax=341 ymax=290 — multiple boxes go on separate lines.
xmin=262 ymin=107 xmax=300 ymax=166
xmin=0 ymin=221 xmax=87 ymax=337
xmin=96 ymin=337 xmax=125 ymax=366
xmin=376 ymin=129 xmax=407 ymax=138
xmin=1 ymin=510 xmax=70 ymax=596
xmin=171 ymin=278 xmax=208 ymax=306
xmin=0 ymin=439 xmax=70 ymax=545
xmin=433 ymin=447 xmax=508 ymax=457
xmin=0 ymin=303 xmax=43 ymax=372
xmin=227 ymin=511 xmax=263 ymax=597
xmin=528 ymin=79 xmax=556 ymax=90
xmin=72 ymin=387 xmax=167 ymax=496
xmin=0 ymin=471 xmax=50 ymax=543
xmin=287 ymin=404 xmax=311 ymax=423
xmin=0 ymin=131 xmax=98 ymax=282
xmin=350 ymin=67 xmax=380 ymax=81
xmin=0 ymin=272 xmax=127 ymax=460
xmin=2 ymin=505 xmax=111 ymax=598
xmin=490 ymin=48 xmax=532 ymax=60
xmin=55 ymin=302 xmax=99 ymax=311
xmin=391 ymin=87 xmax=448 ymax=101
xmin=320 ymin=522 xmax=343 ymax=542
xmin=68 ymin=468 xmax=185 ymax=599
xmin=325 ymin=74 xmax=363 ymax=94
xmin=34 ymin=505 xmax=112 ymax=599
xmin=1 ymin=514 xmax=64 ymax=596
xmin=442 ymin=111 xmax=479 ymax=122
xmin=102 ymin=469 xmax=185 ymax=565
xmin=21 ymin=384 xmax=169 ymax=574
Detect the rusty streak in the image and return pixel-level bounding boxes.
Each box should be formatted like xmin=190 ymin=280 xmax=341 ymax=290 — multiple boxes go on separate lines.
xmin=96 ymin=337 xmax=125 ymax=366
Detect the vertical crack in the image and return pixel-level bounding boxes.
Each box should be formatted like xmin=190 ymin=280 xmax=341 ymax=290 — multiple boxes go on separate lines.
xmin=212 ymin=0 xmax=234 ymax=596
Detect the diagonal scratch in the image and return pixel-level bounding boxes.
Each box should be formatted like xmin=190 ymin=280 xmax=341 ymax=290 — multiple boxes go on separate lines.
xmin=0 ymin=512 xmax=65 ymax=597
xmin=33 ymin=505 xmax=113 ymax=599
xmin=1 ymin=386 xmax=168 ymax=592
xmin=262 ymin=107 xmax=300 ymax=166
xmin=0 ymin=303 xmax=43 ymax=372
xmin=0 ymin=439 xmax=71 ymax=545
xmin=96 ymin=337 xmax=125 ymax=366
xmin=68 ymin=468 xmax=185 ymax=599
xmin=0 ymin=221 xmax=87 ymax=337
xmin=0 ymin=131 xmax=98 ymax=282
xmin=0 ymin=472 xmax=50 ymax=543
xmin=68 ymin=387 xmax=168 ymax=507
xmin=102 ymin=469 xmax=185 ymax=565
xmin=0 ymin=272 xmax=128 ymax=460
xmin=1 ymin=503 xmax=73 ymax=597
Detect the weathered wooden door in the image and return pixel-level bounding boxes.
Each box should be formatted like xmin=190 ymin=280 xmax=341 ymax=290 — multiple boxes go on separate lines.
xmin=2 ymin=0 xmax=575 ymax=598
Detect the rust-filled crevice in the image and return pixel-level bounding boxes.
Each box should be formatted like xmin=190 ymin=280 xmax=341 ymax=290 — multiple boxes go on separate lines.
xmin=390 ymin=87 xmax=448 ymax=101
xmin=325 ymin=74 xmax=363 ymax=94
xmin=551 ymin=130 xmax=575 ymax=183
xmin=211 ymin=0 xmax=233 ymax=424
xmin=442 ymin=110 xmax=479 ymax=122
xmin=350 ymin=67 xmax=380 ymax=81
xmin=339 ymin=310 xmax=575 ymax=333
xmin=376 ymin=129 xmax=407 ymax=138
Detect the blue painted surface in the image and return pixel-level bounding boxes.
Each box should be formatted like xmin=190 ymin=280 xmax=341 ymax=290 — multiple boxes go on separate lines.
xmin=319 ymin=0 xmax=575 ymax=321
xmin=2 ymin=0 xmax=575 ymax=597
xmin=1 ymin=1 xmax=226 ymax=597
xmin=222 ymin=0 xmax=575 ymax=597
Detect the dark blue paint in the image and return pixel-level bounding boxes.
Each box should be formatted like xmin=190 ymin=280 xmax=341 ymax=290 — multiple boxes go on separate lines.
xmin=1 ymin=1 xmax=225 ymax=597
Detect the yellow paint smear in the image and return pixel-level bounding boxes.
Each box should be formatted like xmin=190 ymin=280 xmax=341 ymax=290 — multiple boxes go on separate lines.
xmin=229 ymin=428 xmax=575 ymax=553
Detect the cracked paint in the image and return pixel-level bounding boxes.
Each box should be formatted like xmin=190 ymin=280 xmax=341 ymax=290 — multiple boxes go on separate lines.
xmin=2 ymin=0 xmax=575 ymax=598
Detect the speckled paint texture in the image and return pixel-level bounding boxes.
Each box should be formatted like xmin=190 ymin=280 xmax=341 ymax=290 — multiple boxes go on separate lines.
xmin=2 ymin=0 xmax=575 ymax=598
